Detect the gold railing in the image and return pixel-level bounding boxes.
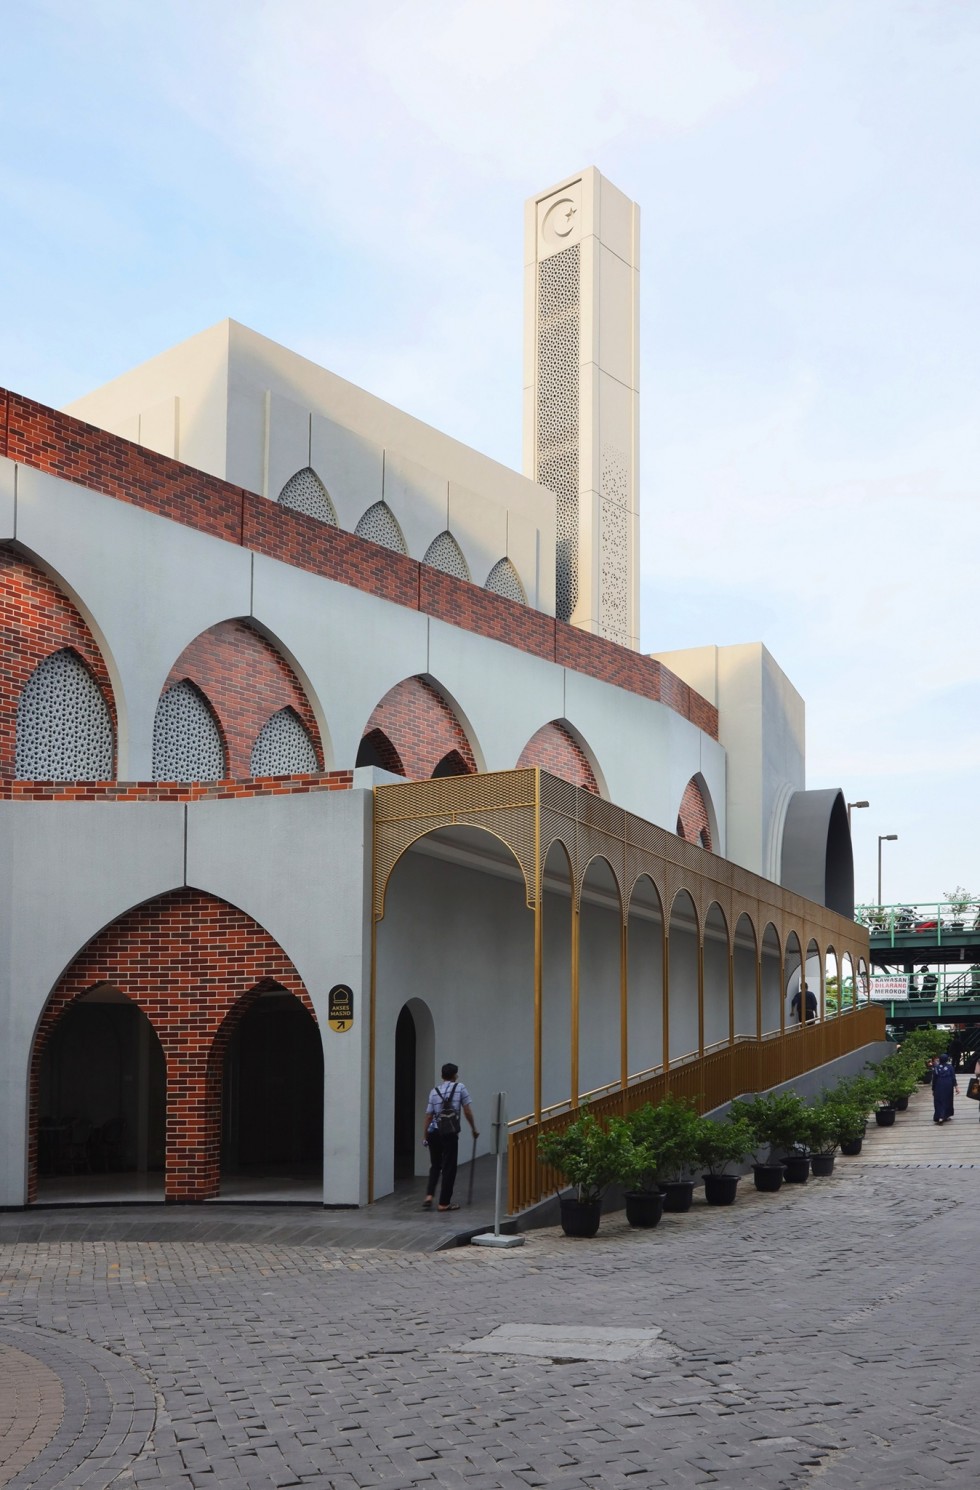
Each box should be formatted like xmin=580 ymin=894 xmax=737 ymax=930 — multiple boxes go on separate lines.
xmin=507 ymin=1003 xmax=885 ymax=1214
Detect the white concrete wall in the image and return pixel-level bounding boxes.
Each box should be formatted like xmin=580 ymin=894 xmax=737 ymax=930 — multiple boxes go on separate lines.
xmin=64 ymin=319 xmax=557 ymax=617
xmin=0 ymin=790 xmax=372 ymax=1208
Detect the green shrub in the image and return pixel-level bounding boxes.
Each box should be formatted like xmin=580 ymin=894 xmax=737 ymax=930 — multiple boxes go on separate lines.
xmin=537 ymin=1110 xmax=630 ymax=1205
xmin=694 ymin=1115 xmax=755 ymax=1175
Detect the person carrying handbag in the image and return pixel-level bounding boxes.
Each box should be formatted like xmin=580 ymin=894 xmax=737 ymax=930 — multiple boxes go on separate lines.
xmin=421 ymin=1062 xmax=478 ymax=1212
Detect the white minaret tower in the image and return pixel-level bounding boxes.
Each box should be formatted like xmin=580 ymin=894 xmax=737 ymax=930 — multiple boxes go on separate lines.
xmin=524 ymin=167 xmax=640 ymax=649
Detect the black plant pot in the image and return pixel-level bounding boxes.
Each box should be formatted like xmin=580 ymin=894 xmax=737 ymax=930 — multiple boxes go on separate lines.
xmin=703 ymin=1173 xmax=739 ymax=1206
xmin=625 ymin=1191 xmax=664 ymax=1229
xmin=811 ymin=1153 xmax=835 ymax=1177
xmin=875 ymin=1106 xmax=897 ymax=1127
xmin=559 ymin=1197 xmax=601 ymax=1238
xmin=840 ymin=1135 xmax=863 ymax=1156
xmin=661 ymin=1181 xmax=695 ymax=1213
xmin=895 ymin=1095 xmax=909 ymax=1112
xmin=783 ymin=1153 xmax=810 ymax=1184
xmin=752 ymin=1163 xmax=785 ymax=1193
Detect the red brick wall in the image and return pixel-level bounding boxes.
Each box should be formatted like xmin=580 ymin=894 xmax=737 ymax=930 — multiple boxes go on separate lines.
xmin=517 ymin=721 xmax=598 ymax=794
xmin=361 ymin=677 xmax=476 ymax=779
xmin=29 ymin=888 xmax=315 ymax=1202
xmin=164 ymin=620 xmax=323 ymax=776
xmin=0 ymin=772 xmax=352 ymax=802
xmin=0 ymin=545 xmax=116 ymax=776
xmin=0 ymin=390 xmax=719 ymax=740
xmin=677 ymin=776 xmax=713 ymax=851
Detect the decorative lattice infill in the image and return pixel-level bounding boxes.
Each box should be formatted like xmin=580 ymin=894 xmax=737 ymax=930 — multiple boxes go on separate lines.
xmin=277 ymin=467 xmax=338 ymax=526
xmin=354 ymin=502 xmax=407 ymax=554
xmin=423 ymin=530 xmax=470 ymax=582
xmin=250 ymin=707 xmax=318 ymax=776
xmin=536 ymin=242 xmax=580 ymax=622
xmin=152 ymin=680 xmax=225 ymax=782
xmin=484 ymin=557 xmax=527 ymax=605
xmin=15 ymin=648 xmax=113 ymax=780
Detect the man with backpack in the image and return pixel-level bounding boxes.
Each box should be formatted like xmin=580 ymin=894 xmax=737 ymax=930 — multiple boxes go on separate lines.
xmin=421 ymin=1062 xmax=479 ymax=1212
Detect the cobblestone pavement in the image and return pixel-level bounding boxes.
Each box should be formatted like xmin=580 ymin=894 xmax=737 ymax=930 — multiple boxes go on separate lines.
xmin=1 ymin=1088 xmax=978 ymax=1489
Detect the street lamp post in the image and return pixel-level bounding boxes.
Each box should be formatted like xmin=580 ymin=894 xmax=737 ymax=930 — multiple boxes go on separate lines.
xmin=847 ymin=800 xmax=869 ymax=830
xmin=877 ymin=834 xmax=898 ymax=907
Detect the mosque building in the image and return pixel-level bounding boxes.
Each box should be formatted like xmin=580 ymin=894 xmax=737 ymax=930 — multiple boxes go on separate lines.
xmin=0 ymin=169 xmax=874 ymax=1211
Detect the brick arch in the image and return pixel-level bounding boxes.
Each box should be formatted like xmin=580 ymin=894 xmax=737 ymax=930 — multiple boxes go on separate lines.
xmin=28 ymin=888 xmax=315 ymax=1202
xmin=0 ymin=544 xmax=117 ymax=776
xmin=356 ymin=727 xmax=405 ymax=776
xmin=161 ymin=620 xmax=324 ymax=779
xmin=517 ymin=720 xmax=598 ymax=794
xmin=359 ymin=676 xmax=476 ymax=780
xmin=676 ymin=774 xmax=714 ymax=851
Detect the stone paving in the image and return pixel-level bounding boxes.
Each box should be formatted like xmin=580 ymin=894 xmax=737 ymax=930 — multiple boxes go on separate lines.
xmin=1 ymin=1086 xmax=978 ymax=1488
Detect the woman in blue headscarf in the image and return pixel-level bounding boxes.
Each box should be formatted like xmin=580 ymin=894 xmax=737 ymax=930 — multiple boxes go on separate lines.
xmin=932 ymin=1054 xmax=959 ymax=1124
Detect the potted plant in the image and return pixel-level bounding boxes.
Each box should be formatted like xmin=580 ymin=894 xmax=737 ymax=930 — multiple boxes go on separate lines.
xmin=608 ymin=1116 xmax=663 ymax=1229
xmin=944 ymin=886 xmax=975 ymax=932
xmin=730 ymin=1091 xmax=807 ymax=1192
xmin=820 ymin=1093 xmax=868 ymax=1156
xmin=801 ymin=1105 xmax=838 ymax=1177
xmin=694 ymin=1115 xmax=754 ymax=1205
xmin=630 ymin=1094 xmax=702 ymax=1212
xmin=537 ymin=1111 xmax=624 ymax=1237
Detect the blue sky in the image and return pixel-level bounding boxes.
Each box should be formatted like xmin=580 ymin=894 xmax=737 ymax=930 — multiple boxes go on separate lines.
xmin=3 ymin=0 xmax=978 ymax=905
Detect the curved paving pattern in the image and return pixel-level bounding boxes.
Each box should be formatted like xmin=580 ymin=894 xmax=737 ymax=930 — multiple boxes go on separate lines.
xmin=0 ymin=1327 xmax=154 ymax=1489
xmin=0 ymin=1343 xmax=64 ymax=1487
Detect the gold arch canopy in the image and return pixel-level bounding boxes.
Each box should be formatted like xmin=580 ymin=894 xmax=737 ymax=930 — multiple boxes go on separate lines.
xmin=372 ymin=769 xmax=878 ymax=1211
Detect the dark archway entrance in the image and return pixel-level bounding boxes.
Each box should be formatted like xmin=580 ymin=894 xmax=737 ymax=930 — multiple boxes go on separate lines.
xmin=37 ymin=986 xmax=165 ymax=1201
xmin=394 ymin=1006 xmax=417 ymax=1180
xmin=220 ymin=991 xmax=323 ymax=1199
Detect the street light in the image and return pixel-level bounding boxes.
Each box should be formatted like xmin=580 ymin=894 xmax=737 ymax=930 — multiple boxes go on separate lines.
xmin=847 ymin=800 xmax=869 ymax=830
xmin=877 ymin=834 xmax=898 ymax=907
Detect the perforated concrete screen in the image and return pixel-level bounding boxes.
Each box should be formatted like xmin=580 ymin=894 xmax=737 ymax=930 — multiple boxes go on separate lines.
xmin=15 ymin=649 xmax=113 ymax=781
xmin=355 ymin=502 xmax=407 ymax=554
xmin=277 ymin=467 xmax=338 ymax=526
xmin=152 ymin=680 xmax=225 ymax=782
xmin=484 ymin=557 xmax=527 ymax=605
xmin=423 ymin=530 xmax=470 ymax=582
xmin=250 ymin=707 xmax=318 ymax=777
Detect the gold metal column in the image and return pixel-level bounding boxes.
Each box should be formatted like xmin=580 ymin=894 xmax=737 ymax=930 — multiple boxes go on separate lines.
xmin=620 ymin=919 xmax=629 ymax=1094
xmin=570 ymin=901 xmax=581 ymax=1109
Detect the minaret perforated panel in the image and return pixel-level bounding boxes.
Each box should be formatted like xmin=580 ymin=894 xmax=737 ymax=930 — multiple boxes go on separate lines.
xmin=525 ymin=168 xmax=640 ymax=649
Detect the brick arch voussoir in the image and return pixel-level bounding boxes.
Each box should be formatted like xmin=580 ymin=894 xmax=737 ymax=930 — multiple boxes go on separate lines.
xmin=360 ymin=675 xmax=478 ymax=780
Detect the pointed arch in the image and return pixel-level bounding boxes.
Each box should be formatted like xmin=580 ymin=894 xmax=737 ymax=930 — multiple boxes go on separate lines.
xmin=152 ymin=679 xmax=226 ymax=782
xmin=517 ymin=719 xmax=600 ymax=795
xmin=16 ymin=647 xmax=114 ymax=781
xmin=355 ymin=501 xmax=408 ymax=554
xmin=676 ymin=773 xmax=716 ymax=851
xmin=250 ymin=706 xmax=318 ymax=777
xmin=423 ymin=530 xmax=470 ymax=582
xmin=356 ymin=728 xmax=405 ymax=776
xmin=159 ymin=619 xmax=324 ymax=778
xmin=277 ymin=467 xmax=338 ymax=525
xmin=359 ymin=675 xmax=479 ymax=780
xmin=484 ymin=557 xmax=527 ymax=606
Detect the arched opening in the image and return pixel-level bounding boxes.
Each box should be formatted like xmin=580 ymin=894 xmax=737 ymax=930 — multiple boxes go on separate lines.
xmin=857 ymin=956 xmax=870 ymax=1005
xmin=841 ymin=952 xmax=855 ymax=1014
xmin=785 ymin=931 xmax=803 ymax=1025
xmin=250 ymin=706 xmax=318 ymax=777
xmin=627 ymin=874 xmax=664 ymax=1079
xmin=152 ymin=679 xmax=226 ymax=781
xmin=356 ymin=727 xmax=405 ymax=775
xmin=825 ymin=947 xmax=841 ymax=1020
xmin=517 ymin=720 xmax=600 ymax=794
xmin=668 ymin=890 xmax=699 ymax=1064
xmin=375 ymin=824 xmax=531 ymax=1199
xmin=219 ymin=988 xmax=323 ymax=1199
xmin=431 ymin=749 xmax=469 ymax=779
xmin=423 ymin=530 xmax=470 ymax=582
xmin=733 ymin=913 xmax=758 ymax=1040
xmin=542 ymin=840 xmax=574 ymax=1111
xmin=806 ymin=938 xmax=824 ymax=1020
xmin=36 ymin=985 xmax=165 ymax=1202
xmin=355 ymin=501 xmax=408 ymax=554
xmin=579 ymin=857 xmax=623 ymax=1097
xmin=761 ymin=923 xmax=782 ymax=1036
xmin=704 ymin=903 xmax=730 ymax=1048
xmin=393 ymin=999 xmax=435 ymax=1181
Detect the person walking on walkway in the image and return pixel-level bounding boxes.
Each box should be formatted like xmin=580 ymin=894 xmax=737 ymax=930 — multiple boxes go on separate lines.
xmin=421 ymin=1063 xmax=478 ymax=1212
xmin=932 ymin=1053 xmax=958 ymax=1124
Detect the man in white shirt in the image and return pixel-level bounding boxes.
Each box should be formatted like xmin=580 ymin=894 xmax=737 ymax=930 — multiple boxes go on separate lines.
xmin=421 ymin=1062 xmax=479 ymax=1212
